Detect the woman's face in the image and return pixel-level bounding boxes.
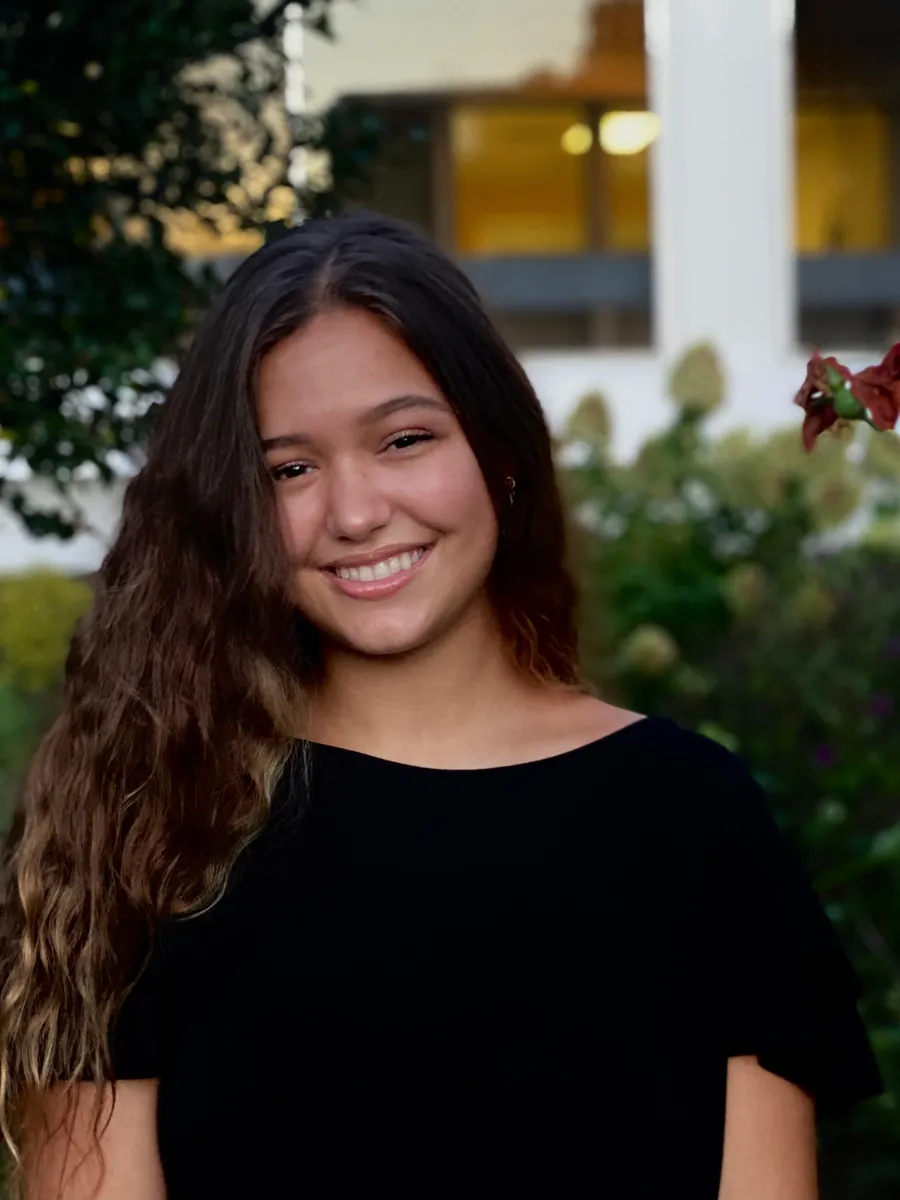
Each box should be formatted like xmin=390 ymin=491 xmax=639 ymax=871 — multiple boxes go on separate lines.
xmin=257 ymin=306 xmax=499 ymax=658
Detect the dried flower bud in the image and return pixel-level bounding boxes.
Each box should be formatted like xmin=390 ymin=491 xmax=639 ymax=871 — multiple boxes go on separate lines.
xmin=668 ymin=342 xmax=725 ymax=416
xmin=566 ymin=391 xmax=612 ymax=456
xmin=620 ymin=624 xmax=680 ymax=676
xmin=722 ymin=563 xmax=769 ymax=618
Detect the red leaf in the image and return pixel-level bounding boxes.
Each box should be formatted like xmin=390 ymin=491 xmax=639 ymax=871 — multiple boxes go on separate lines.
xmin=794 ymin=350 xmax=852 ymax=452
xmin=801 ymin=405 xmax=840 ymax=452
xmin=848 ymin=342 xmax=900 ymax=432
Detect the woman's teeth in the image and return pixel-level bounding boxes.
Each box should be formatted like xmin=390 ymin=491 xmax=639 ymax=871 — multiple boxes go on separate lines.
xmin=334 ymin=547 xmax=426 ymax=582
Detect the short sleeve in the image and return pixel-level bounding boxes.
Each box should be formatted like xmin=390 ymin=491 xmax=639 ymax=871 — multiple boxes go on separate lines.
xmin=108 ymin=929 xmax=170 ymax=1079
xmin=700 ymin=737 xmax=885 ymax=1117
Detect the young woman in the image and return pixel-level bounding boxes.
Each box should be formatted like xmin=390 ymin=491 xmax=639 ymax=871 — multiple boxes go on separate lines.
xmin=0 ymin=213 xmax=882 ymax=1199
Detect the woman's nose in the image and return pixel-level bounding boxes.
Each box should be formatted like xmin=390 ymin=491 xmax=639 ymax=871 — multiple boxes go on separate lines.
xmin=323 ymin=464 xmax=393 ymax=542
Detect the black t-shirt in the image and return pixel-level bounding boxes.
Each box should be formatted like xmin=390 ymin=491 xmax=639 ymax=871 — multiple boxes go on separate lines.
xmin=111 ymin=716 xmax=883 ymax=1198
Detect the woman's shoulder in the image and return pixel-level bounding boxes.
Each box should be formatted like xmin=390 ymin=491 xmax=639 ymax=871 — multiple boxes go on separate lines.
xmin=535 ymin=695 xmax=744 ymax=771
xmin=556 ymin=698 xmax=740 ymax=773
xmin=560 ymin=705 xmax=773 ymax=836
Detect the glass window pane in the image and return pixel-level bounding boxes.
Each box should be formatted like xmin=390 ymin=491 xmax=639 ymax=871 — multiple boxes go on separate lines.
xmin=603 ymin=121 xmax=652 ymax=251
xmin=451 ymin=105 xmax=590 ymax=255
xmin=302 ymin=0 xmax=652 ymax=348
xmin=344 ymin=104 xmax=435 ymax=238
xmin=796 ymin=107 xmax=891 ymax=252
xmin=795 ymin=0 xmax=900 ymax=348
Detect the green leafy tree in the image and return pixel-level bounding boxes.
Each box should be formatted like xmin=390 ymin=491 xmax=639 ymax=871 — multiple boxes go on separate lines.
xmin=0 ymin=0 xmax=337 ymax=538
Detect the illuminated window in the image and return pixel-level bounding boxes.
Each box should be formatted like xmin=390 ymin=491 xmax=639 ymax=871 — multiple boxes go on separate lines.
xmin=795 ymin=107 xmax=891 ymax=252
xmin=601 ymin=112 xmax=655 ymax=252
xmin=604 ymin=153 xmax=650 ymax=251
xmin=451 ymin=104 xmax=590 ymax=256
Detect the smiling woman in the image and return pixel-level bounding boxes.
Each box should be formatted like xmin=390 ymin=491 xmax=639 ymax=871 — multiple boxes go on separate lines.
xmin=0 ymin=212 xmax=882 ymax=1200
xmin=257 ymin=306 xmax=503 ymax=660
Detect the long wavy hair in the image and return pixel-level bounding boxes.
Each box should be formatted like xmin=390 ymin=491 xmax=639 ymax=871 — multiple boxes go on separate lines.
xmin=0 ymin=211 xmax=583 ymax=1190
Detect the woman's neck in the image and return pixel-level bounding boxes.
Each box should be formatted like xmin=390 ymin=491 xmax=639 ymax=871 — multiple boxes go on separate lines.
xmin=306 ymin=601 xmax=542 ymax=766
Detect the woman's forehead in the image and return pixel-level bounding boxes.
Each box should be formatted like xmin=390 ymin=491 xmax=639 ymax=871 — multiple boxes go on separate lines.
xmin=257 ymin=309 xmax=447 ymax=437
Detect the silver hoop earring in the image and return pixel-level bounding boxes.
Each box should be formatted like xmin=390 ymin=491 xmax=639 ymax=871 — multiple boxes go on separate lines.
xmin=505 ymin=476 xmax=516 ymax=507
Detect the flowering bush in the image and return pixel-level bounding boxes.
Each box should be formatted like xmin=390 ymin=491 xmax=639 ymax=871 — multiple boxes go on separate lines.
xmin=796 ymin=344 xmax=900 ymax=451
xmin=563 ymin=344 xmax=900 ymax=1199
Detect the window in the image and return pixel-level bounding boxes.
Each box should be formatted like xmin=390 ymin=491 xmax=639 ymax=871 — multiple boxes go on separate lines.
xmin=601 ymin=112 xmax=653 ymax=252
xmin=451 ymin=105 xmax=590 ymax=255
xmin=305 ymin=0 xmax=653 ymax=347
xmin=794 ymin=0 xmax=900 ymax=347
xmin=796 ymin=107 xmax=891 ymax=252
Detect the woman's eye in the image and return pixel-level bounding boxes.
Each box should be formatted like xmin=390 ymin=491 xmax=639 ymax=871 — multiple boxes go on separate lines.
xmin=271 ymin=462 xmax=313 ymax=482
xmin=387 ymin=431 xmax=434 ymax=452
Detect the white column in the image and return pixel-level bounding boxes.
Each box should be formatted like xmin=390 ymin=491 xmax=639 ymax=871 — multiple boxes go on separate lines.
xmin=646 ymin=0 xmax=796 ymax=364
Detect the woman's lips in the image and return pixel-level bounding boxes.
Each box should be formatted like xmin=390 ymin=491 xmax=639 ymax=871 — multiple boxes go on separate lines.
xmin=323 ymin=545 xmax=432 ymax=600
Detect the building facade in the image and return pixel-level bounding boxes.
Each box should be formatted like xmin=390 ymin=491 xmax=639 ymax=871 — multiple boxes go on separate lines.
xmin=5 ymin=0 xmax=900 ymax=572
xmin=302 ymin=0 xmax=900 ymax=455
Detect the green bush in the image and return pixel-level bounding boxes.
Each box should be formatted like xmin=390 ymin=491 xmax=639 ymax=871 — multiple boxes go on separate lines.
xmin=0 ymin=569 xmax=92 ymax=695
xmin=563 ymin=345 xmax=900 ymax=1199
xmin=0 ymin=569 xmax=87 ymax=833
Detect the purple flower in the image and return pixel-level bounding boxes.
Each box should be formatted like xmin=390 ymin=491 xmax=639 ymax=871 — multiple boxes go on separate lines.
xmin=813 ymin=745 xmax=837 ymax=769
xmin=869 ymin=693 xmax=894 ymax=718
xmin=885 ymin=637 xmax=900 ymax=660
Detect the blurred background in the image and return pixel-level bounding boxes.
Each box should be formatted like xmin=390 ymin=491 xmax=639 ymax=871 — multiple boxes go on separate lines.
xmin=1 ymin=1 xmax=899 ymax=1195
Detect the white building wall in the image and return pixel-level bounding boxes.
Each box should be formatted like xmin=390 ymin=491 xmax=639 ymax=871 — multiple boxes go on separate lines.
xmin=0 ymin=478 xmax=126 ymax=575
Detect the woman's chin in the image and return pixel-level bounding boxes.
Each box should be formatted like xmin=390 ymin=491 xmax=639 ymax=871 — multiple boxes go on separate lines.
xmin=327 ymin=617 xmax=436 ymax=660
xmin=304 ymin=586 xmax=492 ymax=662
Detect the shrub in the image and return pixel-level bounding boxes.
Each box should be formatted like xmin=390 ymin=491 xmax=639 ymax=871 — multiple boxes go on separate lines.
xmin=563 ymin=344 xmax=900 ymax=1199
xmin=0 ymin=569 xmax=89 ymax=833
xmin=0 ymin=569 xmax=92 ymax=694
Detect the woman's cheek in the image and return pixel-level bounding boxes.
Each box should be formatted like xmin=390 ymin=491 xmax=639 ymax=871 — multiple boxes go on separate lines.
xmin=403 ymin=445 xmax=492 ymax=522
xmin=278 ymin=493 xmax=318 ymax=565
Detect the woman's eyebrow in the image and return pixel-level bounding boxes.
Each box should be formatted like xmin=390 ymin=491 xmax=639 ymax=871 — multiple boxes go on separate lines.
xmin=359 ymin=393 xmax=450 ymax=425
xmin=260 ymin=394 xmax=449 ymax=452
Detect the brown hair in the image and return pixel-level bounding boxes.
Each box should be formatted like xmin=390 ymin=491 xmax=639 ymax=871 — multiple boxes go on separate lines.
xmin=0 ymin=211 xmax=582 ymax=1193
